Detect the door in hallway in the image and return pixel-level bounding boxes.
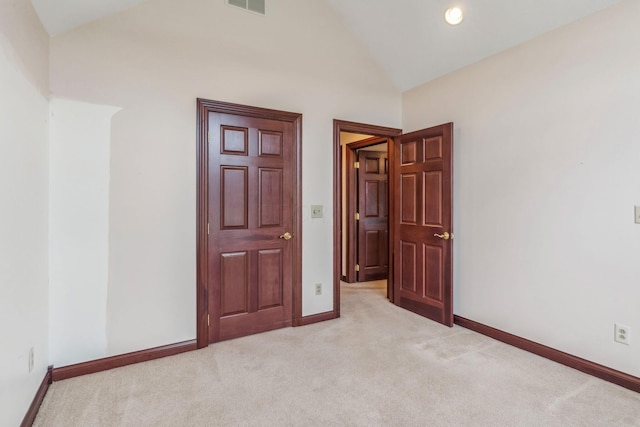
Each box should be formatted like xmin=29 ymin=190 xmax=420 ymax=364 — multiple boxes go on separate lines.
xmin=208 ymin=111 xmax=296 ymax=342
xmin=357 ymin=150 xmax=388 ymax=282
xmin=392 ymin=123 xmax=454 ymax=326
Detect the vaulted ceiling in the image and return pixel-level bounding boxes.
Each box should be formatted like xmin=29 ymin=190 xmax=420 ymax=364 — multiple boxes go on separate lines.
xmin=31 ymin=0 xmax=624 ymax=90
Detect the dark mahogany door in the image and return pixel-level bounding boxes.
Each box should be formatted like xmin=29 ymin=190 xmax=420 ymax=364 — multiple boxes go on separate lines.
xmin=357 ymin=150 xmax=388 ymax=282
xmin=392 ymin=123 xmax=453 ymax=326
xmin=208 ymin=112 xmax=294 ymax=342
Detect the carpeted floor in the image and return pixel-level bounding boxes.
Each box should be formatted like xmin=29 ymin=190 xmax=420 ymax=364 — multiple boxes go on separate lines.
xmin=35 ymin=281 xmax=640 ymax=426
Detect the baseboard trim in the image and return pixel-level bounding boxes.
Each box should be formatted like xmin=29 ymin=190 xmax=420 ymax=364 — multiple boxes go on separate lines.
xmin=52 ymin=340 xmax=197 ymax=382
xmin=297 ymin=310 xmax=338 ymax=326
xmin=454 ymin=315 xmax=640 ymax=393
xmin=21 ymin=365 xmax=52 ymax=427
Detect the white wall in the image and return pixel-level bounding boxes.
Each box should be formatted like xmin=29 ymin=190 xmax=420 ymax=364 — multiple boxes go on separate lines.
xmin=49 ymin=0 xmax=401 ymax=365
xmin=0 ymin=0 xmax=50 ymax=425
xmin=49 ymin=98 xmax=121 ymax=367
xmin=403 ymin=0 xmax=640 ymax=376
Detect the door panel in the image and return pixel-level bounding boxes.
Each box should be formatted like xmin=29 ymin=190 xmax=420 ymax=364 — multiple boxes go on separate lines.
xmin=365 ymin=181 xmax=380 ymax=217
xmin=220 ymin=252 xmax=249 ymax=316
xmin=393 ymin=123 xmax=453 ymax=327
xmin=259 ymin=130 xmax=283 ymax=156
xmin=357 ymin=150 xmax=389 ymax=282
xmin=424 ymin=172 xmax=443 ymax=225
xmin=259 ymin=168 xmax=283 ymax=227
xmin=400 ymin=241 xmax=417 ymax=292
xmin=424 ymin=245 xmax=443 ymax=301
xmin=257 ymin=249 xmax=283 ymax=309
xmin=401 ymin=173 xmax=417 ymax=224
xmin=209 ymin=112 xmax=294 ymax=342
xmin=221 ymin=126 xmax=248 ymax=154
xmin=221 ymin=167 xmax=248 ymax=229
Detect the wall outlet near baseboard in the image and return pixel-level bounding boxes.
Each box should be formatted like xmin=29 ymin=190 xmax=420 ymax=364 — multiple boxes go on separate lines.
xmin=614 ymin=324 xmax=630 ymax=345
xmin=315 ymin=283 xmax=322 ymax=295
xmin=28 ymin=347 xmax=34 ymax=373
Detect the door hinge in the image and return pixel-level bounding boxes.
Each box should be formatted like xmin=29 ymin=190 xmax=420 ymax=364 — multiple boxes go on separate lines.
xmin=208 ymin=131 xmax=211 ymax=143
xmin=354 ymin=162 xmax=360 ymax=169
xmin=207 ymin=223 xmax=210 ymax=235
xmin=355 ymin=212 xmax=360 ymax=221
xmin=207 ymin=314 xmax=210 ymax=327
xmin=355 ymin=264 xmax=360 ymax=272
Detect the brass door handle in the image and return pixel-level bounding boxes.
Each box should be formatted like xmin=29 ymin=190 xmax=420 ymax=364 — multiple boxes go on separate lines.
xmin=434 ymin=232 xmax=452 ymax=240
xmin=279 ymin=232 xmax=293 ymax=240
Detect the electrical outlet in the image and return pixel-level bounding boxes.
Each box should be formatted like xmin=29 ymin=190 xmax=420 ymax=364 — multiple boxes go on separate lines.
xmin=614 ymin=324 xmax=630 ymax=345
xmin=311 ymin=205 xmax=323 ymax=219
xmin=315 ymin=283 xmax=322 ymax=295
xmin=28 ymin=347 xmax=34 ymax=373
xmin=635 ymin=206 xmax=640 ymax=224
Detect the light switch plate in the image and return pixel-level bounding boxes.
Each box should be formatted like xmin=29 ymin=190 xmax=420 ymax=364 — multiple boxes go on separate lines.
xmin=311 ymin=205 xmax=323 ymax=219
xmin=635 ymin=206 xmax=640 ymax=224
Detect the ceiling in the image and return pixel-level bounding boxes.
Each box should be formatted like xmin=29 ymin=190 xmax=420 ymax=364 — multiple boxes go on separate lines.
xmin=31 ymin=0 xmax=146 ymax=36
xmin=32 ymin=0 xmax=624 ymax=91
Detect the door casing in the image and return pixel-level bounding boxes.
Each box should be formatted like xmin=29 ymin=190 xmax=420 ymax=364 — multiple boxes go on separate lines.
xmin=333 ymin=120 xmax=402 ymax=316
xmin=197 ymin=99 xmax=303 ymax=348
xmin=335 ymin=120 xmax=454 ymax=326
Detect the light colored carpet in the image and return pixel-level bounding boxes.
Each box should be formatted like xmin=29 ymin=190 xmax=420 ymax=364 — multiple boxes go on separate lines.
xmin=35 ymin=281 xmax=640 ymax=426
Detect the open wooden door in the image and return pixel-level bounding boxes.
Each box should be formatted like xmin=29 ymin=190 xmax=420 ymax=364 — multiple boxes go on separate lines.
xmin=357 ymin=150 xmax=389 ymax=282
xmin=392 ymin=123 xmax=453 ymax=327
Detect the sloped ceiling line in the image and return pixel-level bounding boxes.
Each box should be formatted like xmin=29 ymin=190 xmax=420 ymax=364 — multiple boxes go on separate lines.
xmin=32 ymin=0 xmax=624 ymax=90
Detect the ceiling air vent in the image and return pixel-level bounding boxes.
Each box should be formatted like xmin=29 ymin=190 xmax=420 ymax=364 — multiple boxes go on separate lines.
xmin=227 ymin=0 xmax=266 ymax=15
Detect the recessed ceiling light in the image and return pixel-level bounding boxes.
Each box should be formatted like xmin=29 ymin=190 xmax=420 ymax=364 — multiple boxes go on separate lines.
xmin=445 ymin=7 xmax=463 ymax=25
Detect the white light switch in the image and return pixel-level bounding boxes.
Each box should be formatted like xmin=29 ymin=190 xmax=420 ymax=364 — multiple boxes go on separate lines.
xmin=635 ymin=206 xmax=640 ymax=224
xmin=311 ymin=205 xmax=323 ymax=219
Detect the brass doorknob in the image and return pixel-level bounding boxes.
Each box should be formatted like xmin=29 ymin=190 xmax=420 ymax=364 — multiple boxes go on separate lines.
xmin=279 ymin=232 xmax=293 ymax=240
xmin=434 ymin=232 xmax=451 ymax=240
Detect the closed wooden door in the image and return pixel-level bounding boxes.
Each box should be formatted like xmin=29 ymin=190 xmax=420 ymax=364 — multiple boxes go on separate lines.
xmin=392 ymin=123 xmax=453 ymax=326
xmin=208 ymin=112 xmax=294 ymax=342
xmin=357 ymin=150 xmax=388 ymax=282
